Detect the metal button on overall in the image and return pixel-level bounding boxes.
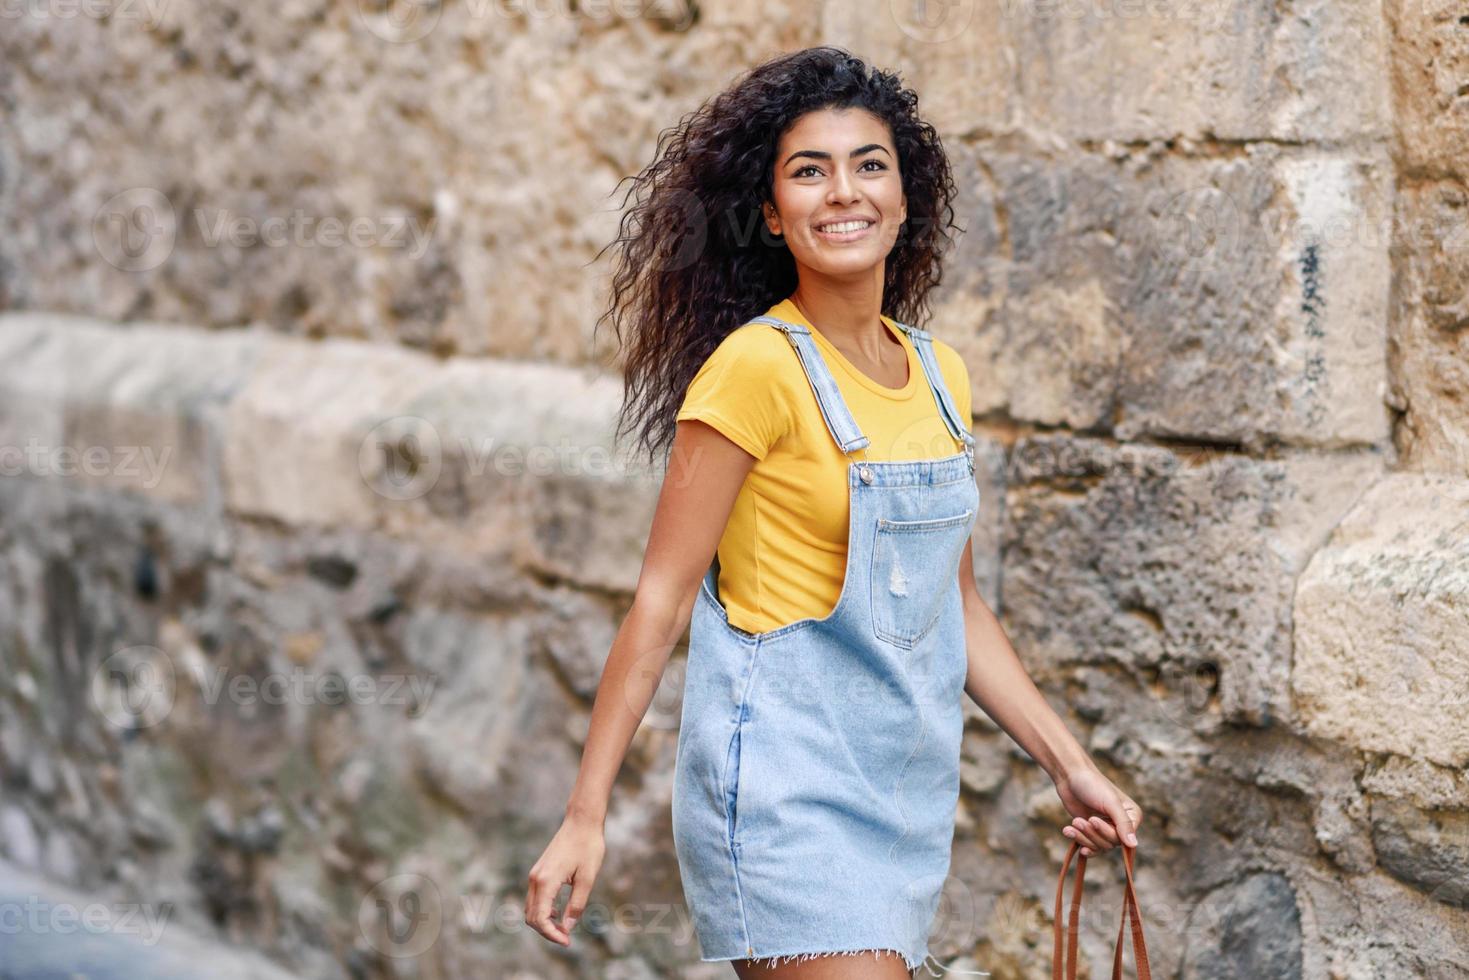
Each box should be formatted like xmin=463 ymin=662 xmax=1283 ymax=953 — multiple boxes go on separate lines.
xmin=671 ymin=313 xmax=980 ymax=974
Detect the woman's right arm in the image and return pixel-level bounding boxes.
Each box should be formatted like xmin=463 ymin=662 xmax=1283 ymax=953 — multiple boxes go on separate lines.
xmin=523 ymin=418 xmax=756 ymax=946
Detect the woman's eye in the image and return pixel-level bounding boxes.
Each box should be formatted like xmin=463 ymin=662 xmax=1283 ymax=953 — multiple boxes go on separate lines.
xmin=793 ymin=159 xmax=887 ymax=179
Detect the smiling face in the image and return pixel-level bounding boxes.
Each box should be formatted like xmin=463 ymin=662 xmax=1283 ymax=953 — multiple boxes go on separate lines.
xmin=763 ymin=107 xmax=907 ymax=281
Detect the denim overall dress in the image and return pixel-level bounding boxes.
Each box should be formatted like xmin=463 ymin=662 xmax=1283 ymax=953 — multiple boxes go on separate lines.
xmin=672 ymin=313 xmax=980 ymax=974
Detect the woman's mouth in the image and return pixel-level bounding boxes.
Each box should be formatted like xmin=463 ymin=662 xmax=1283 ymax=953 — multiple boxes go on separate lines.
xmin=814 ymin=219 xmax=875 ymax=242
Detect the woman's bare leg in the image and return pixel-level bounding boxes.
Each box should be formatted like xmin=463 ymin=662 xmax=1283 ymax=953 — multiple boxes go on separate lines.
xmin=732 ymin=950 xmax=916 ymax=980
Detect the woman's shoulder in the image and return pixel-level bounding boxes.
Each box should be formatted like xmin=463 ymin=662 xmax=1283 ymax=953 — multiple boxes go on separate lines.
xmin=677 ymin=320 xmax=804 ymax=459
xmin=926 ymin=335 xmax=968 ymax=377
xmin=692 ymin=320 xmax=805 ymax=385
xmin=711 ymin=319 xmax=801 ymax=362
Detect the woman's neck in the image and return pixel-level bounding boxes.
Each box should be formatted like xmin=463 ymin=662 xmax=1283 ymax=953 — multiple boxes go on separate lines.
xmin=787 ymin=288 xmax=898 ymax=364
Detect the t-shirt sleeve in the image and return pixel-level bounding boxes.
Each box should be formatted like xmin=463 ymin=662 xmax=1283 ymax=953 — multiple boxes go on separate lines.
xmin=676 ymin=328 xmax=795 ymax=460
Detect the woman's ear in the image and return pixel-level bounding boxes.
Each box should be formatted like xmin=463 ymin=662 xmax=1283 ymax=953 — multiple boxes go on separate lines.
xmin=764 ymin=201 xmax=781 ymax=237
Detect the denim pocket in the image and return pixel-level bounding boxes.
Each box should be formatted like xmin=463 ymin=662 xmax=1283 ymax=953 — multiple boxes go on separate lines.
xmin=723 ymin=720 xmax=744 ymax=849
xmin=869 ymin=509 xmax=974 ymax=649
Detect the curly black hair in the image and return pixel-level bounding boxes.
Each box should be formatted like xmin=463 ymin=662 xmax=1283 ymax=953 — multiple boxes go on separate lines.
xmin=592 ymin=45 xmax=963 ymax=467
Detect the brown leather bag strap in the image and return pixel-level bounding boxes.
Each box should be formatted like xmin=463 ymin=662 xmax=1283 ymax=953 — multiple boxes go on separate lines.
xmin=1052 ymin=839 xmax=1151 ymax=980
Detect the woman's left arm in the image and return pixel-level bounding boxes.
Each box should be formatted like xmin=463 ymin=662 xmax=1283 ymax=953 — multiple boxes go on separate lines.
xmin=955 ymin=539 xmax=1143 ymax=854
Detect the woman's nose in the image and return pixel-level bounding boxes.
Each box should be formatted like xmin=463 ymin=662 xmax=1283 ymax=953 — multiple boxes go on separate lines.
xmin=827 ymin=168 xmax=860 ymax=203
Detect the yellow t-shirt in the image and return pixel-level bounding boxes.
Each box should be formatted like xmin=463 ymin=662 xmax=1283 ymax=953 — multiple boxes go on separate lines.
xmin=675 ymin=298 xmax=974 ymax=635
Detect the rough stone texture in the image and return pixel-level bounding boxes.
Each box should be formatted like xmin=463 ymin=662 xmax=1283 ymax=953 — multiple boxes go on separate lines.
xmin=1000 ymin=435 xmax=1385 ymax=725
xmin=0 ymin=1 xmax=803 ymax=361
xmin=1387 ymin=178 xmax=1469 ymax=475
xmin=1182 ymin=872 xmax=1304 ymax=980
xmin=0 ymin=3 xmax=1467 ymax=979
xmin=1292 ymin=473 xmax=1469 ymax=767
xmin=1387 ymin=0 xmax=1469 ymax=177
xmin=0 ymin=857 xmax=302 ymax=979
xmin=1384 ymin=0 xmax=1469 ymax=477
xmin=931 ymin=137 xmax=1395 ymax=452
xmin=827 ymin=0 xmax=1393 ymax=144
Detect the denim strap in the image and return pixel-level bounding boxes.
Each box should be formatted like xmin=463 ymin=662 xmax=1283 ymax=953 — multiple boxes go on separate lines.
xmin=891 ymin=321 xmax=977 ymax=458
xmin=750 ymin=314 xmax=975 ymax=465
xmin=746 ymin=315 xmax=871 ymax=456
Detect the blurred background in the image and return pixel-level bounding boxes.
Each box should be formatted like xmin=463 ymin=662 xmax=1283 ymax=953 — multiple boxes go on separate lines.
xmin=0 ymin=1 xmax=1466 ymax=978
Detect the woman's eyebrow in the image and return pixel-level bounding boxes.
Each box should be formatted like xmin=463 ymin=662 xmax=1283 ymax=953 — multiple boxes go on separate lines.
xmin=783 ymin=144 xmax=891 ymax=166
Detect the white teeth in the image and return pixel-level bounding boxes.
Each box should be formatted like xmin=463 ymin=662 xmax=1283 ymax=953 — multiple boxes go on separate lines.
xmin=817 ymin=220 xmax=873 ymax=234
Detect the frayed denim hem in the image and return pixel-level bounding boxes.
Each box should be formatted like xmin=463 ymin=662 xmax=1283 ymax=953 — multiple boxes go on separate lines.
xmin=706 ymin=947 xmax=992 ymax=978
xmin=743 ymin=946 xmax=919 ymax=974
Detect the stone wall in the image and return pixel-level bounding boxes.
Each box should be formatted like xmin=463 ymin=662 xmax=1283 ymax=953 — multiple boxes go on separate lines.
xmin=0 ymin=2 xmax=1466 ymax=978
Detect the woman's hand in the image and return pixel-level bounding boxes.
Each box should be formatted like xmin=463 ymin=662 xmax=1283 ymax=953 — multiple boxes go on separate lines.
xmin=1053 ymin=763 xmax=1142 ymax=856
xmin=524 ymin=814 xmax=606 ymax=946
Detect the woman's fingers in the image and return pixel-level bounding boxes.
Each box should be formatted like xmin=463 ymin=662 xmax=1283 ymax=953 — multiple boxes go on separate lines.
xmin=559 ymin=862 xmax=597 ymax=935
xmin=1075 ymin=816 xmax=1107 ymax=849
xmin=1063 ymin=822 xmax=1092 ymax=850
xmin=1119 ymin=797 xmax=1143 ymax=846
xmin=1062 ymin=791 xmax=1147 ymax=857
xmin=1087 ymin=815 xmax=1121 ymax=850
xmin=525 ymin=863 xmax=572 ymax=945
xmin=1065 ymin=818 xmax=1105 ymax=852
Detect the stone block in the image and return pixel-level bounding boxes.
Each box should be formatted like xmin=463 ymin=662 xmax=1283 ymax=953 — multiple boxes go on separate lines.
xmin=941 ymin=139 xmax=1393 ymax=449
xmin=827 ymin=0 xmax=1390 ymax=143
xmin=1387 ymin=180 xmax=1469 ymax=476
xmin=1387 ymin=0 xmax=1469 ymax=177
xmin=1292 ymin=472 xmax=1469 ymax=766
xmin=0 ymin=313 xmax=259 ymax=506
xmin=1001 ymin=435 xmax=1384 ymax=725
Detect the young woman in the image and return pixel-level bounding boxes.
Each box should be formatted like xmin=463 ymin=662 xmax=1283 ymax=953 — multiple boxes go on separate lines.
xmin=525 ymin=46 xmax=1143 ymax=979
